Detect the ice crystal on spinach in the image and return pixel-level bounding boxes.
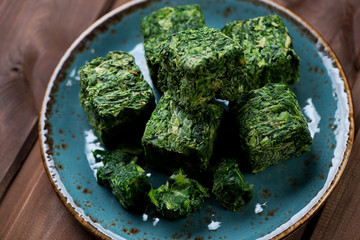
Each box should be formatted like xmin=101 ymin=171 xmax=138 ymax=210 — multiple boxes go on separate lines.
xmin=221 ymin=15 xmax=300 ymax=88
xmin=233 ymin=83 xmax=312 ymax=173
xmin=93 ymin=149 xmax=136 ymax=165
xmin=141 ymin=93 xmax=224 ymax=174
xmin=148 ymin=169 xmax=209 ymax=219
xmin=79 ymin=51 xmax=155 ymax=149
xmin=140 ymin=4 xmax=205 ymax=88
xmin=158 ymin=26 xmax=246 ymax=110
xmin=212 ymin=158 xmax=253 ymax=211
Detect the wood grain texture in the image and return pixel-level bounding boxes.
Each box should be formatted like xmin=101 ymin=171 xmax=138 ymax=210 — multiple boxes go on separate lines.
xmin=0 ymin=0 xmax=359 ymax=239
xmin=112 ymin=0 xmax=137 ymax=9
xmin=0 ymin=143 xmax=97 ymax=240
xmin=0 ymin=0 xmax=113 ymax=199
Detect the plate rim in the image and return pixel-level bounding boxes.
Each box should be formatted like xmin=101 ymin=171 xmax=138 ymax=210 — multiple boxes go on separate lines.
xmin=264 ymin=0 xmax=354 ymax=238
xmin=38 ymin=0 xmax=355 ymax=239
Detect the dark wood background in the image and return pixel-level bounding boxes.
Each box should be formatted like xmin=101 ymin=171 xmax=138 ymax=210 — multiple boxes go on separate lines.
xmin=0 ymin=0 xmax=359 ymax=239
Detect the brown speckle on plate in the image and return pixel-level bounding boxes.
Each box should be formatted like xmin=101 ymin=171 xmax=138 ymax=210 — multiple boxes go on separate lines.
xmin=203 ymin=216 xmax=211 ymax=224
xmin=129 ymin=227 xmax=140 ymax=234
xmin=171 ymin=233 xmax=183 ymax=239
xmin=328 ymin=123 xmax=338 ymax=130
xmin=223 ymin=7 xmax=234 ymax=18
xmin=312 ymin=154 xmax=320 ymax=161
xmin=82 ymin=188 xmax=92 ymax=194
xmin=262 ymin=189 xmax=272 ymax=199
xmin=206 ymin=208 xmax=216 ymax=215
xmin=267 ymin=207 xmax=280 ymax=217
xmin=288 ymin=177 xmax=298 ymax=187
xmin=304 ymin=159 xmax=311 ymax=166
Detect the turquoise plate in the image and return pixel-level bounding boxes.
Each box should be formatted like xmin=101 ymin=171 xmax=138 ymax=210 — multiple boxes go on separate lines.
xmin=39 ymin=0 xmax=354 ymax=239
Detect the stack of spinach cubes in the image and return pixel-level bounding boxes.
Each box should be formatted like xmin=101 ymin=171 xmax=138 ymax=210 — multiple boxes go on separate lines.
xmin=79 ymin=4 xmax=312 ymax=220
xmin=140 ymin=5 xmax=225 ymax=218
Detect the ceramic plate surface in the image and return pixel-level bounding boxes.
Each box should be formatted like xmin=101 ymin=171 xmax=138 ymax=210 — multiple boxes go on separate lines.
xmin=39 ymin=0 xmax=354 ymax=239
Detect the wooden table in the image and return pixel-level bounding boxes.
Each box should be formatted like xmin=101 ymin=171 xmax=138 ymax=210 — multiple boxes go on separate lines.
xmin=0 ymin=0 xmax=359 ymax=239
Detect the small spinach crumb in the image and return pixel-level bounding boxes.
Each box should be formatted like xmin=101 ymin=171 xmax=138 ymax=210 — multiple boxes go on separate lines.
xmin=212 ymin=158 xmax=254 ymax=211
xmin=148 ymin=169 xmax=209 ymax=219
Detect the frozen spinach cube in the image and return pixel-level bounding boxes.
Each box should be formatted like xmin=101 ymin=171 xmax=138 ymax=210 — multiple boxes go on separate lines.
xmin=148 ymin=169 xmax=209 ymax=219
xmin=97 ymin=160 xmax=151 ymax=212
xmin=140 ymin=4 xmax=205 ymax=88
xmin=93 ymin=149 xmax=137 ymax=187
xmin=141 ymin=93 xmax=224 ymax=173
xmin=158 ymin=26 xmax=246 ymax=110
xmin=109 ymin=161 xmax=151 ymax=212
xmin=221 ymin=15 xmax=300 ymax=88
xmin=233 ymin=83 xmax=312 ymax=173
xmin=212 ymin=158 xmax=253 ymax=211
xmin=79 ymin=51 xmax=155 ymax=149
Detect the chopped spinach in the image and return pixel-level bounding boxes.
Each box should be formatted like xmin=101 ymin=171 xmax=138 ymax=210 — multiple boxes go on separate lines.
xmin=79 ymin=6 xmax=313 ymax=218
xmin=97 ymin=159 xmax=151 ymax=212
xmin=233 ymin=83 xmax=312 ymax=173
xmin=141 ymin=92 xmax=224 ymax=174
xmin=79 ymin=51 xmax=155 ymax=149
xmin=221 ymin=15 xmax=300 ymax=88
xmin=140 ymin=4 xmax=205 ymax=88
xmin=158 ymin=26 xmax=246 ymax=110
xmin=94 ymin=149 xmax=138 ymax=187
xmin=212 ymin=158 xmax=253 ymax=211
xmin=148 ymin=169 xmax=209 ymax=219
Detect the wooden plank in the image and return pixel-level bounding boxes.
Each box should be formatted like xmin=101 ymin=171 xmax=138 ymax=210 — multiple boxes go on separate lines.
xmin=350 ymin=72 xmax=360 ymax=133
xmin=112 ymin=0 xmax=135 ymax=9
xmin=0 ymin=0 xmax=39 ymax=198
xmin=0 ymin=119 xmax=38 ymax=200
xmin=0 ymin=0 xmax=113 ymax=199
xmin=0 ymin=143 xmax=97 ymax=240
